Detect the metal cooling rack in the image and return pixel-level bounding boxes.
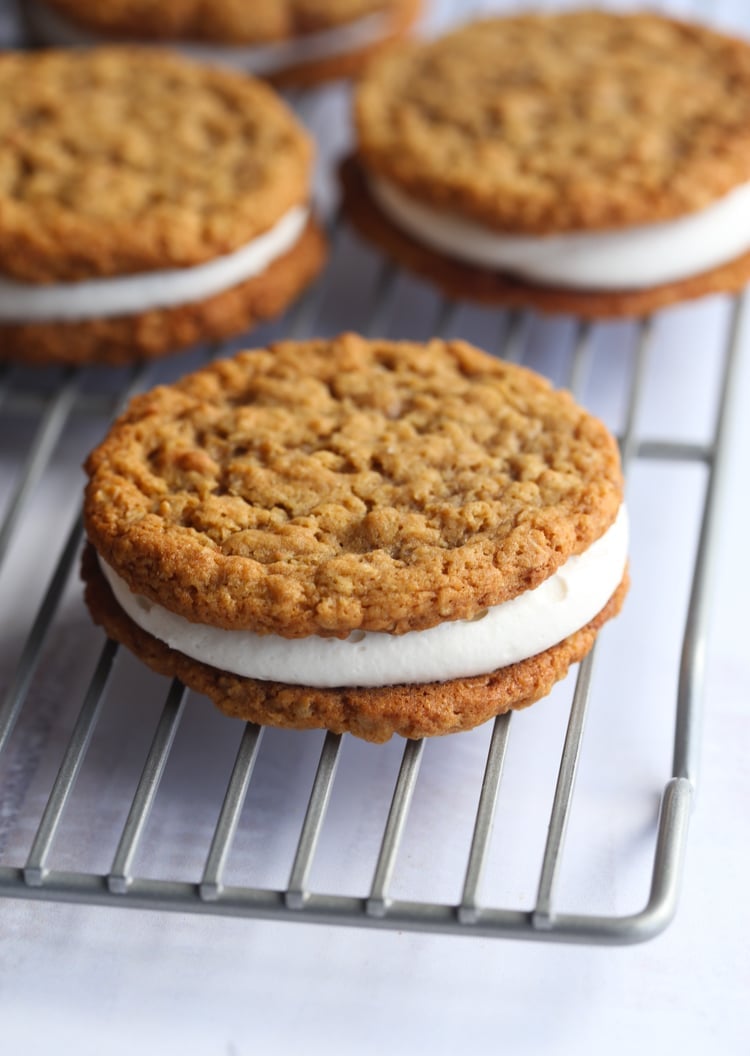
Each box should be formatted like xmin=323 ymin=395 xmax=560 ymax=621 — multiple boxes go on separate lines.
xmin=0 ymin=0 xmax=746 ymax=946
xmin=0 ymin=204 xmax=744 ymax=943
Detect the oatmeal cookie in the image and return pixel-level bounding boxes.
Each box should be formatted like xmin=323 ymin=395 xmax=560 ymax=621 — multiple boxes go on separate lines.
xmin=82 ymin=334 xmax=628 ymax=741
xmin=347 ymin=11 xmax=750 ymax=314
xmin=0 ymin=48 xmax=325 ymax=363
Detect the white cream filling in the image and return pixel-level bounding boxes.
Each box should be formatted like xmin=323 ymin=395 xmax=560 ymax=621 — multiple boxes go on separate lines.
xmin=25 ymin=1 xmax=391 ymax=74
xmin=0 ymin=205 xmax=308 ymax=323
xmin=369 ymin=175 xmax=750 ymax=290
xmin=99 ymin=506 xmax=628 ymax=689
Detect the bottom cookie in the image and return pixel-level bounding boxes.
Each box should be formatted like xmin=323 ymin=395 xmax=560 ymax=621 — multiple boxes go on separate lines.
xmin=340 ymin=158 xmax=750 ymax=319
xmin=82 ymin=544 xmax=629 ymax=743
xmin=0 ymin=217 xmax=326 ymax=367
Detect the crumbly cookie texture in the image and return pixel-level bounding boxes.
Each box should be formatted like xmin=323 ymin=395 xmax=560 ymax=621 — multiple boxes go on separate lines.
xmin=355 ymin=11 xmax=750 ymax=234
xmin=84 ymin=334 xmax=623 ymax=637
xmin=0 ymin=48 xmax=312 ymax=282
xmin=341 ymin=157 xmax=750 ymax=318
xmin=0 ymin=217 xmax=326 ymax=366
xmin=40 ymin=0 xmax=401 ymax=42
xmin=82 ymin=544 xmax=628 ymax=742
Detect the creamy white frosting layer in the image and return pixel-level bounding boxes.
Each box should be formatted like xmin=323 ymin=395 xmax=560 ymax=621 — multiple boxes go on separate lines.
xmin=0 ymin=205 xmax=308 ymax=323
xmin=25 ymin=1 xmax=391 ymax=74
xmin=100 ymin=506 xmax=628 ymax=689
xmin=369 ymin=175 xmax=750 ymax=290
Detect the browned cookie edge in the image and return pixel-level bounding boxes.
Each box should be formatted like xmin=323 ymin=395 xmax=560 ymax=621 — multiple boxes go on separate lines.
xmin=0 ymin=216 xmax=327 ymax=366
xmin=341 ymin=156 xmax=750 ymax=319
xmin=82 ymin=542 xmax=629 ymax=743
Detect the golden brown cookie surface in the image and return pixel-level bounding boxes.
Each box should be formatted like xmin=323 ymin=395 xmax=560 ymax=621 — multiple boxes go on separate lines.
xmin=84 ymin=334 xmax=623 ymax=637
xmin=355 ymin=11 xmax=750 ymax=234
xmin=0 ymin=48 xmax=312 ymax=282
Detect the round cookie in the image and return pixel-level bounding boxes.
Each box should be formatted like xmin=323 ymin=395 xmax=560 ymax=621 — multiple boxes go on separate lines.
xmin=24 ymin=0 xmax=423 ymax=86
xmin=82 ymin=333 xmax=628 ymax=742
xmin=346 ymin=11 xmax=750 ymax=317
xmin=0 ymin=48 xmax=326 ymax=365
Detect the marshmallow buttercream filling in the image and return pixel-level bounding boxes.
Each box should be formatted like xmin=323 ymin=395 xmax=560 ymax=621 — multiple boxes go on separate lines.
xmin=0 ymin=205 xmax=309 ymax=323
xmin=369 ymin=175 xmax=750 ymax=290
xmin=25 ymin=1 xmax=392 ymax=74
xmin=99 ymin=506 xmax=628 ymax=689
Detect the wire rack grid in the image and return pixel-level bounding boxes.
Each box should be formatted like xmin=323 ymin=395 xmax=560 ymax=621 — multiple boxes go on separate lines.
xmin=0 ymin=0 xmax=747 ymax=946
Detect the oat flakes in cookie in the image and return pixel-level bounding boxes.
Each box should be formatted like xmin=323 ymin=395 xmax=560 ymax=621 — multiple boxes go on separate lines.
xmin=82 ymin=333 xmax=629 ymax=743
xmin=344 ymin=11 xmax=750 ymax=318
xmin=0 ymin=48 xmax=326 ymax=365
xmin=24 ymin=0 xmax=423 ymax=86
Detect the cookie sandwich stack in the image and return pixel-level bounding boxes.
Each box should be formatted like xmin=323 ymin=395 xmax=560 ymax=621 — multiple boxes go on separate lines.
xmin=82 ymin=334 xmax=629 ymax=743
xmin=344 ymin=10 xmax=750 ymax=316
xmin=0 ymin=48 xmax=326 ymax=365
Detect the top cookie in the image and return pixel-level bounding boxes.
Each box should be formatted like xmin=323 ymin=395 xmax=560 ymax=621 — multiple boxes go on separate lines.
xmin=355 ymin=11 xmax=750 ymax=233
xmin=83 ymin=334 xmax=623 ymax=638
xmin=35 ymin=0 xmax=400 ymax=43
xmin=0 ymin=49 xmax=311 ymax=282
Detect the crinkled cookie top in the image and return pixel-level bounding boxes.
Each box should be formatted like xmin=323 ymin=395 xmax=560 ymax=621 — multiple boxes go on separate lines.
xmin=356 ymin=11 xmax=750 ymax=233
xmin=84 ymin=334 xmax=623 ymax=638
xmin=0 ymin=48 xmax=311 ymax=281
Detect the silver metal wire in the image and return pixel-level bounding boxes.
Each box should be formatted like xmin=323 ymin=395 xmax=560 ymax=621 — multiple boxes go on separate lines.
xmin=23 ymin=639 xmax=119 ymax=886
xmin=673 ymin=294 xmax=748 ymax=788
xmin=367 ymin=738 xmax=425 ymax=917
xmin=533 ymin=653 xmax=597 ymax=929
xmin=0 ymin=369 xmax=79 ymax=572
xmin=200 ymin=724 xmax=264 ymax=902
xmin=287 ymin=732 xmax=343 ymax=909
xmin=458 ymin=713 xmax=511 ymax=924
xmin=108 ymin=681 xmax=188 ymax=894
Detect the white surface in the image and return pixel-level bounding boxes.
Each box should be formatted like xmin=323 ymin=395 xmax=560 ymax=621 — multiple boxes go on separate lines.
xmin=100 ymin=508 xmax=628 ymax=687
xmin=371 ymin=174 xmax=750 ymax=289
xmin=0 ymin=205 xmax=309 ymax=321
xmin=1 ymin=2 xmax=749 ymax=1055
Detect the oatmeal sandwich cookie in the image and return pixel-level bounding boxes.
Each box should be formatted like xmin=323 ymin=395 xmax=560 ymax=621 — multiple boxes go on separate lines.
xmin=344 ymin=11 xmax=750 ymax=317
xmin=82 ymin=333 xmax=628 ymax=743
xmin=24 ymin=0 xmax=423 ymax=86
xmin=0 ymin=49 xmax=326 ymax=366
